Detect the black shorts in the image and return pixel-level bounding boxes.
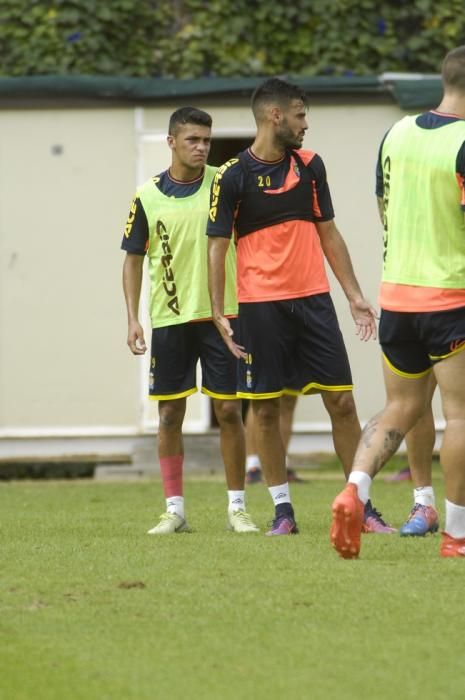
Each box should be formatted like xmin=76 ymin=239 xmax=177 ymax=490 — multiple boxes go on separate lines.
xmin=149 ymin=320 xmax=238 ymax=400
xmin=237 ymin=293 xmax=353 ymax=398
xmin=379 ymin=306 xmax=465 ymax=377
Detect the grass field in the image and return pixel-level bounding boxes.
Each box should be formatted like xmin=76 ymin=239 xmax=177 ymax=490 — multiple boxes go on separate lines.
xmin=2 ymin=467 xmax=465 ymax=700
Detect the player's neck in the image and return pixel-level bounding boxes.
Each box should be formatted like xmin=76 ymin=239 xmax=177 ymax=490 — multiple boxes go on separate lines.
xmin=169 ymin=163 xmax=204 ymax=182
xmin=251 ymin=134 xmax=285 ymax=162
xmin=436 ymin=94 xmax=465 ymax=120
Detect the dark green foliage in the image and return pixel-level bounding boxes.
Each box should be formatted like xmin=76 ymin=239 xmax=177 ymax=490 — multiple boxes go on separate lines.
xmin=1 ymin=0 xmax=465 ymax=77
xmin=0 ymin=460 xmax=96 ymax=480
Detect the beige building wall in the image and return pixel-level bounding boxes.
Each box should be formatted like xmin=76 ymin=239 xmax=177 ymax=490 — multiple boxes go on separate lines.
xmin=0 ymin=98 xmax=443 ymax=438
xmin=0 ymin=108 xmax=139 ymax=436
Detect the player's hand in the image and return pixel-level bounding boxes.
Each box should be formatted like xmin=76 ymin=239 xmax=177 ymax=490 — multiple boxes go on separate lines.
xmin=213 ymin=315 xmax=246 ymax=359
xmin=349 ymin=298 xmax=378 ymax=342
xmin=127 ymin=320 xmax=147 ymax=355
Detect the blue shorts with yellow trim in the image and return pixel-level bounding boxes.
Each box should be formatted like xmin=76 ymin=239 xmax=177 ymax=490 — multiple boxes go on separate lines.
xmin=237 ymin=293 xmax=353 ymax=399
xmin=379 ymin=306 xmax=465 ymax=377
xmin=149 ymin=320 xmax=238 ymax=400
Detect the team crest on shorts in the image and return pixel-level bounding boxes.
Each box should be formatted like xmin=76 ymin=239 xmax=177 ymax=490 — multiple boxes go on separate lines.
xmin=245 ymin=353 xmax=253 ymax=389
xmin=149 ymin=356 xmax=156 ymax=389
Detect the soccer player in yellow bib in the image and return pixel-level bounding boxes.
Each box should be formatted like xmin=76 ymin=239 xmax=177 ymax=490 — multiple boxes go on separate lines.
xmin=121 ymin=107 xmax=258 ymax=535
xmin=331 ymin=46 xmax=465 ymax=559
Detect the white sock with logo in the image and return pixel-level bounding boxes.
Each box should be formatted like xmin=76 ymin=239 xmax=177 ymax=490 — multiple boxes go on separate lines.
xmin=445 ymin=499 xmax=465 ymax=539
xmin=228 ymin=490 xmax=245 ymax=513
xmin=166 ymin=496 xmax=184 ymax=518
xmin=348 ymin=471 xmax=372 ymax=505
xmin=414 ymin=486 xmax=435 ymax=507
xmin=268 ymin=483 xmax=291 ymax=507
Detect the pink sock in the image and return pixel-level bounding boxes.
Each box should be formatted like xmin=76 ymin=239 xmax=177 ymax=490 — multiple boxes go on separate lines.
xmin=159 ymin=455 xmax=183 ymax=498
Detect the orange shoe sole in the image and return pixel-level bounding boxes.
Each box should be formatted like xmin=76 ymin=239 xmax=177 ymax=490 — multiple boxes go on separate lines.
xmin=330 ymin=484 xmax=364 ymax=559
xmin=440 ymin=532 xmax=465 ymax=557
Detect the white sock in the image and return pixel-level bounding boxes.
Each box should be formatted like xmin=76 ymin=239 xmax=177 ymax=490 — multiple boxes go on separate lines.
xmin=246 ymin=454 xmax=261 ymax=471
xmin=348 ymin=471 xmax=372 ymax=505
xmin=268 ymin=483 xmax=291 ymax=507
xmin=414 ymin=486 xmax=435 ymax=507
xmin=166 ymin=496 xmax=184 ymax=518
xmin=445 ymin=499 xmax=465 ymax=539
xmin=228 ymin=490 xmax=245 ymax=513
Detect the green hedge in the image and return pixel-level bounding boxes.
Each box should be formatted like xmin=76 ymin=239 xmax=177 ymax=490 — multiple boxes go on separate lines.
xmin=0 ymin=460 xmax=96 ymax=480
xmin=1 ymin=0 xmax=464 ymax=78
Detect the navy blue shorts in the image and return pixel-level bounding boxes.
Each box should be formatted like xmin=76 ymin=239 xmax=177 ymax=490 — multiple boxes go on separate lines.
xmin=237 ymin=293 xmax=353 ymax=398
xmin=379 ymin=306 xmax=465 ymax=377
xmin=149 ymin=319 xmax=239 ymax=400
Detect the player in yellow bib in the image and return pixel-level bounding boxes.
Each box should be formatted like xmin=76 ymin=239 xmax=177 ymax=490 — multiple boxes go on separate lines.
xmin=331 ymin=46 xmax=465 ymax=559
xmin=121 ymin=107 xmax=258 ymax=535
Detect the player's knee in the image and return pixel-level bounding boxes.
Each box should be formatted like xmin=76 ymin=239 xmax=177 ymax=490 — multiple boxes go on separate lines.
xmin=253 ymin=400 xmax=281 ymax=428
xmin=442 ymin=402 xmax=465 ymax=422
xmin=325 ymin=391 xmax=357 ymax=421
xmin=390 ymin=398 xmax=429 ymax=427
xmin=214 ymin=400 xmax=242 ymax=426
xmin=158 ymin=402 xmax=184 ymax=430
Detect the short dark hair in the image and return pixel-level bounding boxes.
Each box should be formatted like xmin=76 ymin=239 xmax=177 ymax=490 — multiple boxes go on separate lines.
xmin=168 ymin=107 xmax=212 ymax=135
xmin=251 ymin=78 xmax=308 ymax=120
xmin=442 ymin=46 xmax=465 ymax=93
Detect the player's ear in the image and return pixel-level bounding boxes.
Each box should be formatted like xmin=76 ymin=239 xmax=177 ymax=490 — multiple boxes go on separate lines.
xmin=167 ymin=135 xmax=175 ymax=150
xmin=270 ymin=105 xmax=282 ymax=125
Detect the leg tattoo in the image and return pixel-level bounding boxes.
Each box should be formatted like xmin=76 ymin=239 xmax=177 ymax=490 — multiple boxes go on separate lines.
xmin=354 ymin=417 xmax=404 ymax=475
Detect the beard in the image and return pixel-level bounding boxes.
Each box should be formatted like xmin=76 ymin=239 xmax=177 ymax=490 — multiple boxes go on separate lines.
xmin=276 ymin=121 xmax=303 ymax=150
